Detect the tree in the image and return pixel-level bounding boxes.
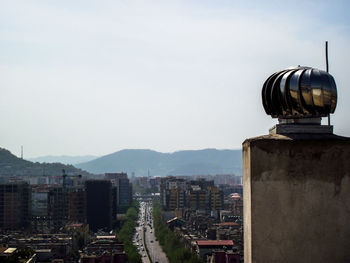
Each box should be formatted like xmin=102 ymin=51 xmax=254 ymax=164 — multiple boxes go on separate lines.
xmin=152 ymin=200 xmax=203 ymax=263
xmin=117 ymin=201 xmax=142 ymax=263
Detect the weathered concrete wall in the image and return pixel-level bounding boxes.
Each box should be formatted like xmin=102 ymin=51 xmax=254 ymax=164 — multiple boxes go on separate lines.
xmin=243 ymin=133 xmax=350 ymax=263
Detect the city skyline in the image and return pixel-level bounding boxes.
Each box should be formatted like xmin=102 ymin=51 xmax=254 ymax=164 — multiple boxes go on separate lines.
xmin=1 ymin=0 xmax=350 ymax=158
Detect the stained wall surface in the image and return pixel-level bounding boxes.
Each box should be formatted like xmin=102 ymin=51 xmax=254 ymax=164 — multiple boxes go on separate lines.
xmin=243 ymin=133 xmax=350 ymax=263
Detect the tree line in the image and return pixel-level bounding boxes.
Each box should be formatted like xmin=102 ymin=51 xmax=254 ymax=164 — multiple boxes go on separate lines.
xmin=152 ymin=200 xmax=203 ymax=263
xmin=117 ymin=200 xmax=142 ymax=263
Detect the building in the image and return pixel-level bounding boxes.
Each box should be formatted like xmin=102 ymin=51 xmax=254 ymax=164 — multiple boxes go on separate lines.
xmin=208 ymin=186 xmax=224 ymax=211
xmin=160 ymin=177 xmax=187 ymax=210
xmin=168 ymin=188 xmax=186 ymax=210
xmin=196 ymin=240 xmax=234 ymax=260
xmin=105 ymin=173 xmax=132 ymax=214
xmin=219 ymin=184 xmax=243 ymax=196
xmin=188 ymin=185 xmax=208 ymax=211
xmin=32 ymin=187 xmax=48 ymax=218
xmin=214 ymin=174 xmax=241 ymax=186
xmin=31 ymin=186 xmax=49 ymax=232
xmin=85 ymin=180 xmax=112 ymax=232
xmin=67 ymin=187 xmax=86 ymax=224
xmin=160 ymin=177 xmax=224 ymax=212
xmin=8 ymin=233 xmax=73 ymax=261
xmin=79 ymin=235 xmax=126 ymax=263
xmin=211 ymin=251 xmax=240 ymax=263
xmin=105 ymin=173 xmax=127 ymax=186
xmin=31 ymin=185 xmax=86 ymax=232
xmin=229 ymin=193 xmax=243 ymax=216
xmin=0 ymin=181 xmax=31 ymax=230
xmin=47 ymin=186 xmax=66 ymax=232
xmin=117 ymin=177 xmax=132 ymax=213
xmin=189 ymin=178 xmax=214 ymax=189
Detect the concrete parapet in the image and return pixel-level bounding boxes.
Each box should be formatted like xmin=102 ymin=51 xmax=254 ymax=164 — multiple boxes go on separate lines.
xmin=243 ymin=133 xmax=350 ymax=263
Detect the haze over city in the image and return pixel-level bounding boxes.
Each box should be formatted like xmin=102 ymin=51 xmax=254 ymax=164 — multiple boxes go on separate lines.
xmin=1 ymin=0 xmax=349 ymax=158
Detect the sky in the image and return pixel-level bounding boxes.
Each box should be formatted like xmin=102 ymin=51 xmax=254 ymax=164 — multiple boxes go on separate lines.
xmin=1 ymin=0 xmax=350 ymax=158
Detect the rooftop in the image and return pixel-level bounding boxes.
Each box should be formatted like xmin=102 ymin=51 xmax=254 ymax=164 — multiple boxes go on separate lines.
xmin=96 ymin=235 xmax=117 ymax=240
xmin=217 ymin=222 xmax=239 ymax=227
xmin=4 ymin=248 xmax=17 ymax=254
xmin=196 ymin=240 xmax=234 ymax=247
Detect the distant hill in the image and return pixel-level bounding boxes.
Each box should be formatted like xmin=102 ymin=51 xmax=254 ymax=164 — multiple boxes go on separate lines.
xmin=27 ymin=155 xmax=98 ymax=165
xmin=75 ymin=149 xmax=242 ymax=176
xmin=0 ymin=148 xmax=90 ymax=177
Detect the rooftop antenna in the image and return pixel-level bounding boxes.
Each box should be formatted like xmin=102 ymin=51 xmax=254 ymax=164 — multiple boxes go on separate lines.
xmin=325 ymin=41 xmax=330 ymax=126
xmin=21 ymin=146 xmax=23 ymax=159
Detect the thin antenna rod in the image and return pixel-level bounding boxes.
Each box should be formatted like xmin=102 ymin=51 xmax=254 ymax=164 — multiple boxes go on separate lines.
xmin=21 ymin=146 xmax=23 ymax=159
xmin=325 ymin=41 xmax=330 ymax=126
xmin=325 ymin=41 xmax=329 ymax=73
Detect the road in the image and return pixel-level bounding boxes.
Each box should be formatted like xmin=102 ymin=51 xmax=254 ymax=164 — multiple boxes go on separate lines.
xmin=134 ymin=201 xmax=168 ymax=263
xmin=133 ymin=202 xmax=149 ymax=263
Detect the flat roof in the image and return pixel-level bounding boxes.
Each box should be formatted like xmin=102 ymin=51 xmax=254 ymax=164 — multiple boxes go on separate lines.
xmin=197 ymin=240 xmax=234 ymax=246
xmin=4 ymin=248 xmax=17 ymax=254
xmin=67 ymin=223 xmax=84 ymax=228
xmin=218 ymin=222 xmax=239 ymax=227
xmin=96 ymin=235 xmax=116 ymax=239
xmin=35 ymin=249 xmax=52 ymax=253
xmin=167 ymin=217 xmax=178 ymax=223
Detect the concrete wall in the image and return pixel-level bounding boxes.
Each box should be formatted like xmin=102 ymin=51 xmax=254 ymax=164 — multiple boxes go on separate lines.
xmin=243 ymin=133 xmax=350 ymax=263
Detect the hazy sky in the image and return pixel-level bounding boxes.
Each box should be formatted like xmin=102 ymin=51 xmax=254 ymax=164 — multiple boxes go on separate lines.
xmin=1 ymin=0 xmax=350 ymax=158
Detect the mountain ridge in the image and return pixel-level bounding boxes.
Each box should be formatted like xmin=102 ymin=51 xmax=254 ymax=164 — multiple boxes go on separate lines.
xmin=0 ymin=148 xmax=90 ymax=177
xmin=75 ymin=148 xmax=242 ymax=176
xmin=27 ymin=155 xmax=98 ymax=165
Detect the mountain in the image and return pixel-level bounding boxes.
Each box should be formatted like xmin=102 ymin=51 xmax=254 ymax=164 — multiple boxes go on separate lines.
xmin=75 ymin=149 xmax=242 ymax=176
xmin=0 ymin=148 xmax=90 ymax=177
xmin=27 ymin=155 xmax=98 ymax=165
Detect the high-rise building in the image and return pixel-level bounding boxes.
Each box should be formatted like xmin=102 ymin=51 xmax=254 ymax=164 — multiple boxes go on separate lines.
xmin=31 ymin=186 xmax=49 ymax=232
xmin=111 ymin=186 xmax=117 ymax=219
xmin=168 ymin=188 xmax=187 ymax=210
xmin=85 ymin=180 xmax=112 ymax=232
xmin=117 ymin=178 xmax=132 ymax=212
xmin=31 ymin=185 xmax=86 ymax=232
xmin=105 ymin=173 xmax=132 ymax=214
xmin=160 ymin=177 xmax=187 ymax=210
xmin=105 ymin=172 xmax=127 ymax=186
xmin=67 ymin=187 xmax=86 ymax=224
xmin=189 ymin=186 xmax=208 ymax=211
xmin=0 ymin=181 xmax=31 ymax=230
xmin=189 ymin=178 xmax=214 ymax=189
xmin=160 ymin=177 xmax=224 ymax=212
xmin=208 ymin=186 xmax=224 ymax=211
xmin=47 ymin=186 xmax=65 ymax=231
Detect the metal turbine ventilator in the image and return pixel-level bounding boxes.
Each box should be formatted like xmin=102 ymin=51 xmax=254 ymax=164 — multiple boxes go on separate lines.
xmin=262 ymin=66 xmax=337 ymax=125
